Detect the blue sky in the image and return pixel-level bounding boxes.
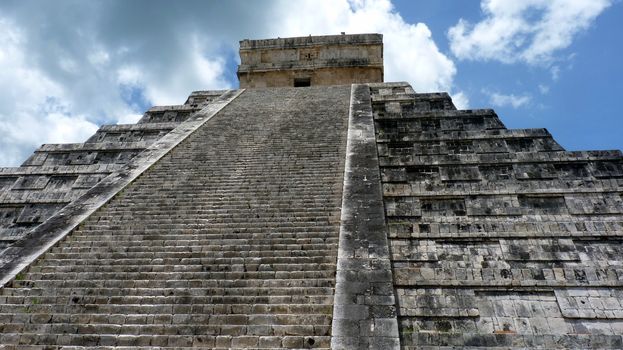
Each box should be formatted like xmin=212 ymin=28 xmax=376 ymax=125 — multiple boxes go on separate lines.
xmin=395 ymin=0 xmax=623 ymax=152
xmin=0 ymin=0 xmax=621 ymax=166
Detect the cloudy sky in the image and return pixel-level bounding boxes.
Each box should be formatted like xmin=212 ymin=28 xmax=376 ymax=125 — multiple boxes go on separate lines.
xmin=0 ymin=0 xmax=621 ymax=166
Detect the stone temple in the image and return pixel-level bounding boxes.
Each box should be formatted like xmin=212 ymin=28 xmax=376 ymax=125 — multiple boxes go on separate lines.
xmin=0 ymin=33 xmax=622 ymax=349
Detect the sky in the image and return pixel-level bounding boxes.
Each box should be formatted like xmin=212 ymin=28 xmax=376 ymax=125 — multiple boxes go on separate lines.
xmin=0 ymin=0 xmax=621 ymax=166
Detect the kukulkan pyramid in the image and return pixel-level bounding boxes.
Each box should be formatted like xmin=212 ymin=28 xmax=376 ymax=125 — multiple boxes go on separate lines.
xmin=0 ymin=33 xmax=622 ymax=349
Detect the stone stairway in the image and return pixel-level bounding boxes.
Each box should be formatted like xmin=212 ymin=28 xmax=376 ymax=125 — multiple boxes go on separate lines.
xmin=0 ymin=86 xmax=350 ymax=348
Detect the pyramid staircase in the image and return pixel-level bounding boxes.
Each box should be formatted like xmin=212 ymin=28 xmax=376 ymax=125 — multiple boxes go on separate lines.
xmin=0 ymin=86 xmax=350 ymax=348
xmin=0 ymin=82 xmax=622 ymax=349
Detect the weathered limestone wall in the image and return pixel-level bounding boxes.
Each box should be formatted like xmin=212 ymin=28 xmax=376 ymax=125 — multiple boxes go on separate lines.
xmin=370 ymin=82 xmax=623 ymax=349
xmin=238 ymin=34 xmax=383 ymax=88
xmin=238 ymin=67 xmax=382 ymax=89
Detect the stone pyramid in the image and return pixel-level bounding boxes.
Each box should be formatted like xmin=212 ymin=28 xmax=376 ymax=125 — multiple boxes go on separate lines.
xmin=0 ymin=34 xmax=622 ymax=349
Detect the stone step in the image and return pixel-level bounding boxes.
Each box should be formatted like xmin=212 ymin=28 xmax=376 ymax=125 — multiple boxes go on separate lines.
xmin=102 ymin=195 xmax=340 ymax=203
xmin=0 ymin=164 xmax=121 ymax=175
xmin=36 ymin=142 xmax=150 ymax=152
xmin=0 ymin=324 xmax=332 ymax=340
xmin=33 ymin=256 xmax=335 ymax=266
xmin=54 ymin=238 xmax=338 ymax=248
xmin=11 ymin=278 xmax=335 ymax=289
xmin=0 ymin=295 xmax=333 ymax=306
xmin=123 ymin=173 xmax=341 ymax=179
xmin=69 ymin=226 xmax=338 ymax=234
xmin=96 ymin=188 xmax=340 ymax=195
xmin=387 ymin=221 xmax=623 ymax=239
xmin=28 ymin=262 xmax=336 ymax=273
xmin=98 ymin=198 xmax=338 ymax=204
xmin=18 ymin=270 xmax=337 ymax=281
xmin=136 ymin=166 xmax=340 ymax=173
xmin=374 ymin=108 xmax=497 ymax=120
xmin=127 ymin=174 xmax=341 ymax=180
xmin=99 ymin=208 xmax=337 ymax=216
xmin=0 ymin=333 xmax=331 ymax=348
xmin=77 ymin=223 xmax=337 ymax=230
xmin=0 ymin=191 xmax=80 ymax=204
xmin=117 ymin=177 xmax=339 ymax=182
xmin=0 ymin=303 xmax=334 ymax=316
xmin=383 ymin=179 xmax=622 ymax=195
xmin=49 ymin=243 xmax=338 ymax=253
xmin=65 ymin=232 xmax=337 ymax=242
xmin=67 ymin=231 xmax=338 ymax=240
xmin=134 ymin=155 xmax=342 ymax=161
xmin=67 ymin=220 xmax=336 ymax=227
xmin=90 ymin=205 xmax=338 ymax=213
xmin=184 ymin=89 xmax=229 ymax=107
xmin=105 ymin=194 xmax=344 ymax=202
xmin=381 ymin=151 xmax=622 ymax=166
xmin=375 ymin=121 xmax=504 ymax=133
xmin=389 ymin=214 xmax=623 ymax=224
xmin=87 ymin=209 xmax=338 ymax=216
xmin=0 ymin=323 xmax=331 ymax=340
xmin=385 ymin=188 xmax=623 ymax=200
xmin=116 ymin=178 xmax=338 ymax=184
xmin=85 ymin=213 xmax=338 ymax=220
xmin=96 ymin=122 xmax=179 ymax=131
xmin=398 ymin=332 xmax=623 ymax=349
xmin=42 ymin=250 xmax=336 ymax=259
xmin=1 ymin=286 xmax=334 ymax=297
xmin=378 ymin=140 xmax=563 ymax=156
xmin=82 ymin=216 xmax=339 ymax=223
xmin=377 ymin=127 xmax=553 ymax=142
xmin=133 ymin=168 xmax=341 ymax=175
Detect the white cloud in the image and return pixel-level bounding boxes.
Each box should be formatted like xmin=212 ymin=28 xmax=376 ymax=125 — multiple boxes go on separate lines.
xmin=116 ymin=66 xmax=143 ymax=86
xmin=486 ymin=90 xmax=532 ymax=108
xmin=116 ymin=113 xmax=143 ymax=125
xmin=451 ymin=92 xmax=470 ymax=110
xmin=88 ymin=49 xmax=111 ymax=67
xmin=538 ymin=84 xmax=550 ymax=94
xmin=0 ymin=106 xmax=99 ymax=167
xmin=550 ymin=65 xmax=561 ymax=80
xmin=448 ymin=0 xmax=613 ymax=65
xmin=0 ymin=6 xmax=232 ymax=166
xmin=0 ymin=18 xmax=99 ymax=165
xmin=141 ymin=35 xmax=229 ymax=106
